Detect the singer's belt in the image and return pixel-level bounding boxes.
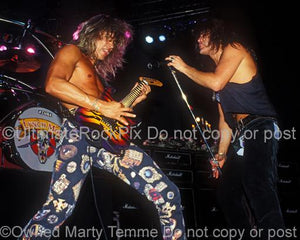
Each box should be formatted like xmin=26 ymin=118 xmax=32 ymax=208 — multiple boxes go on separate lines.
xmin=235 ymin=114 xmax=276 ymax=131
xmin=237 ymin=114 xmax=259 ymax=129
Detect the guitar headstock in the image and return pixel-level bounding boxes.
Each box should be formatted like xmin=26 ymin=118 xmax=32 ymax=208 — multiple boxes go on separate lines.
xmin=139 ymin=76 xmax=163 ymax=87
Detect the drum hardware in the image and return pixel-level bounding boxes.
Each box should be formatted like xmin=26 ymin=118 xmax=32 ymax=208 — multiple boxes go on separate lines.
xmin=0 ymin=101 xmax=33 ymax=125
xmin=0 ymin=16 xmax=63 ymax=170
xmin=0 ymin=48 xmax=41 ymax=73
xmin=0 ymin=74 xmax=36 ymax=90
xmin=0 ymin=74 xmax=44 ymax=97
xmin=1 ymin=141 xmax=15 ymax=161
xmin=1 ymin=17 xmax=59 ymax=61
xmin=0 ymin=74 xmax=44 ymax=105
xmin=30 ymin=34 xmax=55 ymax=59
xmin=0 ymin=17 xmax=25 ymax=27
xmin=17 ymin=19 xmax=32 ymax=49
xmin=1 ymin=141 xmax=5 ymax=166
xmin=0 ymin=81 xmax=44 ymax=97
xmin=3 ymin=86 xmax=45 ymax=98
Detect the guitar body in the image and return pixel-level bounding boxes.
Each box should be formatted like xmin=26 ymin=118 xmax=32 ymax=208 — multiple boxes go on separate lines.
xmin=75 ymin=108 xmax=136 ymax=155
xmin=74 ymin=77 xmax=162 ymax=155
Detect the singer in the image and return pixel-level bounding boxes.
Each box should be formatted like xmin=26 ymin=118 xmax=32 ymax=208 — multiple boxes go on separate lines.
xmin=166 ymin=18 xmax=286 ymax=239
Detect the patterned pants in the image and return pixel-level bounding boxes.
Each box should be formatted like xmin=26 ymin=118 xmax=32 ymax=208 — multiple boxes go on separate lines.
xmin=20 ymin=119 xmax=186 ymax=240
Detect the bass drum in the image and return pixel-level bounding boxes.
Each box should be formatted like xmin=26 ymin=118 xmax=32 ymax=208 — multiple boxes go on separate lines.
xmin=2 ymin=100 xmax=62 ymax=172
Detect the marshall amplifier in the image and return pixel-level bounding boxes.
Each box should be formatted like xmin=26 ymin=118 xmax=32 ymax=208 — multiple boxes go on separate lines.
xmin=152 ymin=150 xmax=192 ymax=169
xmin=195 ymin=188 xmax=226 ymax=229
xmin=194 ymin=152 xmax=210 ymax=171
xmin=277 ymin=176 xmax=298 ymax=193
xmin=279 ymin=192 xmax=300 ymax=229
xmin=194 ymin=170 xmax=219 ymax=189
xmin=277 ymin=161 xmax=297 ymax=178
xmin=178 ymin=187 xmax=198 ymax=240
xmin=162 ymin=168 xmax=193 ymax=187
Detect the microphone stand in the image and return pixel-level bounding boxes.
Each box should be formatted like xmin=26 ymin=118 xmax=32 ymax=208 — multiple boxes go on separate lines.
xmin=167 ymin=66 xmax=222 ymax=175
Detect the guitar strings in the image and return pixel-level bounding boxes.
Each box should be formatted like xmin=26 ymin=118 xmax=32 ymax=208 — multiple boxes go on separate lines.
xmin=122 ymin=82 xmax=145 ymax=107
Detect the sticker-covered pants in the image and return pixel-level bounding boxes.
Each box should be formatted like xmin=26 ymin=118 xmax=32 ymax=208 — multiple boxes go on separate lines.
xmin=20 ymin=119 xmax=186 ymax=240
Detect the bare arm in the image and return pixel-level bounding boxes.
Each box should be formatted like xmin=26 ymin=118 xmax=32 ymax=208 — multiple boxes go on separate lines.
xmin=45 ymin=45 xmax=97 ymax=108
xmin=166 ymin=44 xmax=245 ymax=91
xmin=211 ymin=103 xmax=232 ymax=178
xmin=45 ymin=45 xmax=135 ymax=125
xmin=217 ymin=103 xmax=232 ymax=156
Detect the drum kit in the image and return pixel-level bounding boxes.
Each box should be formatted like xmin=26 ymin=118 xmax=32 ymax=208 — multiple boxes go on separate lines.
xmin=0 ymin=17 xmax=64 ymax=172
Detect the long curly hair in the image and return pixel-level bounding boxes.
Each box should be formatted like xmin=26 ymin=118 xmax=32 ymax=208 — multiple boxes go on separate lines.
xmin=196 ymin=18 xmax=257 ymax=60
xmin=196 ymin=18 xmax=227 ymax=52
xmin=72 ymin=14 xmax=133 ymax=81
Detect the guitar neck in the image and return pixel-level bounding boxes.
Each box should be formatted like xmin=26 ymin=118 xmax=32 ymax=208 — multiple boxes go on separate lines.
xmin=121 ymin=81 xmax=147 ymax=107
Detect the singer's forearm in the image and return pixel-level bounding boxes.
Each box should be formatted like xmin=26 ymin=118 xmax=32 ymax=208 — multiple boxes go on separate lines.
xmin=181 ymin=65 xmax=222 ymax=91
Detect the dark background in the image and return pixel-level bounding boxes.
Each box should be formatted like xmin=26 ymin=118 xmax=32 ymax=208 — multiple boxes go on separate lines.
xmin=1 ymin=0 xmax=297 ymax=135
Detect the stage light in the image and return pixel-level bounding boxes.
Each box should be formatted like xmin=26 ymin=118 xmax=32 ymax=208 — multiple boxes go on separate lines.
xmin=195 ymin=117 xmax=201 ymax=122
xmin=158 ymin=35 xmax=166 ymax=42
xmin=0 ymin=45 xmax=7 ymax=51
xmin=26 ymin=47 xmax=36 ymax=54
xmin=145 ymin=35 xmax=154 ymax=44
xmin=72 ymin=29 xmax=79 ymax=41
xmin=125 ymin=30 xmax=132 ymax=39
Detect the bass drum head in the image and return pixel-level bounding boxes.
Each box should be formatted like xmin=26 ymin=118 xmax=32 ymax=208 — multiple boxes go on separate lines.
xmin=4 ymin=101 xmax=62 ymax=172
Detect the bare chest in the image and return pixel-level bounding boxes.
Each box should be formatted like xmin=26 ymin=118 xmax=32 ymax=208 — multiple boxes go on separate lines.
xmin=69 ymin=58 xmax=104 ymax=98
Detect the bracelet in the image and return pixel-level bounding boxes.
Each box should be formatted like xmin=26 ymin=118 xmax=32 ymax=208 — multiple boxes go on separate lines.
xmin=91 ymin=99 xmax=100 ymax=112
xmin=217 ymin=152 xmax=226 ymax=161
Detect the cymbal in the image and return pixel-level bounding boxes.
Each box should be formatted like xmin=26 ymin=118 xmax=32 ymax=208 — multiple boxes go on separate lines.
xmin=0 ymin=49 xmax=41 ymax=73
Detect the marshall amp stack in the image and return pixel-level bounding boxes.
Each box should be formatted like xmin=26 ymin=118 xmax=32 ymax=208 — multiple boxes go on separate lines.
xmin=142 ymin=146 xmax=227 ymax=236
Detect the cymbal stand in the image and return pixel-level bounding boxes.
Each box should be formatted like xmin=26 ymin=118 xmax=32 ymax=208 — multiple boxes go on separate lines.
xmin=167 ymin=66 xmax=222 ymax=175
xmin=5 ymin=86 xmax=44 ymax=96
xmin=0 ymin=17 xmax=55 ymax=59
xmin=0 ymin=74 xmax=35 ymax=90
xmin=31 ymin=34 xmax=55 ymax=59
xmin=21 ymin=18 xmax=55 ymax=59
xmin=18 ymin=19 xmax=32 ymax=49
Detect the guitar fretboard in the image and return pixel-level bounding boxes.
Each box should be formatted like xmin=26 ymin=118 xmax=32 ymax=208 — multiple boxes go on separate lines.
xmin=121 ymin=81 xmax=147 ymax=107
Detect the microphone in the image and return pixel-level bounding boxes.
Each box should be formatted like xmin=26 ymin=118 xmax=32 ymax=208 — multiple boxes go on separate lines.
xmin=147 ymin=60 xmax=170 ymax=70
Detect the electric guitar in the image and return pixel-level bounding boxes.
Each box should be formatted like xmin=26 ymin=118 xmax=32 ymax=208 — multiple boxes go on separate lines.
xmin=74 ymin=77 xmax=163 ymax=155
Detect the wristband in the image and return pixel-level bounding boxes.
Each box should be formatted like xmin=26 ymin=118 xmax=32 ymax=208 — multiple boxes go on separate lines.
xmin=91 ymin=99 xmax=100 ymax=112
xmin=217 ymin=152 xmax=226 ymax=161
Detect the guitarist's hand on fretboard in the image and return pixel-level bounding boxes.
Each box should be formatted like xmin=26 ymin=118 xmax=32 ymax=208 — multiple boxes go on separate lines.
xmin=131 ymin=82 xmax=151 ymax=108
xmin=95 ymin=100 xmax=136 ymax=126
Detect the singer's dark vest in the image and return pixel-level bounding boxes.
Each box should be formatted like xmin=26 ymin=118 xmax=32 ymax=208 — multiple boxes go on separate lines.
xmin=215 ymin=74 xmax=277 ymax=129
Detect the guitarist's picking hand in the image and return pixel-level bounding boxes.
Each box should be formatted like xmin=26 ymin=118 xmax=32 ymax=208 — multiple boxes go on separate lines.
xmin=100 ymin=101 xmax=135 ymax=126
